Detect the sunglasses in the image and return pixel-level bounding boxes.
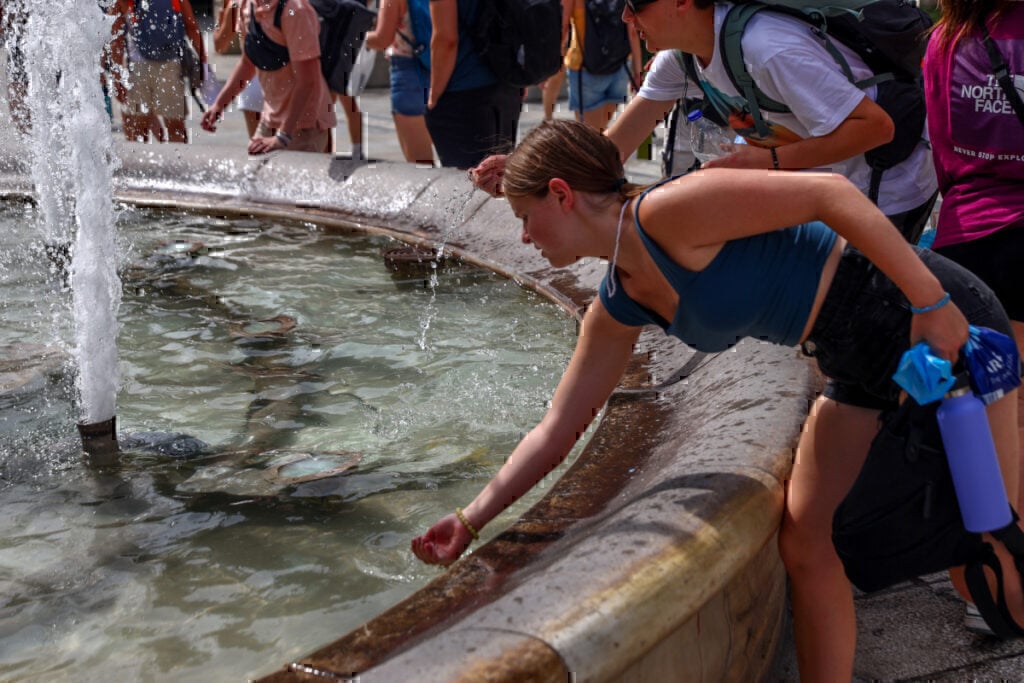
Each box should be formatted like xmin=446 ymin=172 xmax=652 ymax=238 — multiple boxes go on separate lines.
xmin=624 ymin=0 xmax=659 ymax=15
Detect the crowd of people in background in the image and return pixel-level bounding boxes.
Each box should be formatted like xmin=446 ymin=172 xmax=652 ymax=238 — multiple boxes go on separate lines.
xmin=2 ymin=0 xmax=1022 ymax=680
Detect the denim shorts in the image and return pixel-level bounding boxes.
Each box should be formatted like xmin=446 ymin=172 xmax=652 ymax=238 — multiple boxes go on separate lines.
xmin=804 ymin=246 xmax=1013 ymax=410
xmin=567 ymin=66 xmax=629 ymax=113
xmin=389 ymin=55 xmax=429 ymax=117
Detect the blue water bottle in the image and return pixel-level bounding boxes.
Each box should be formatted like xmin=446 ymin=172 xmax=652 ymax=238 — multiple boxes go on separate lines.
xmin=936 ymin=376 xmax=1012 ymax=532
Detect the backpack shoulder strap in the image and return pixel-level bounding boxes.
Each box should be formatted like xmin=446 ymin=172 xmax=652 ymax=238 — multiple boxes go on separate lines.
xmin=718 ymin=3 xmax=787 ymax=138
xmin=979 ymin=21 xmax=1024 ymax=127
xmin=674 ymin=49 xmax=699 ymax=84
xmin=718 ymin=2 xmax=896 ymax=139
xmin=273 ymin=0 xmax=288 ymax=28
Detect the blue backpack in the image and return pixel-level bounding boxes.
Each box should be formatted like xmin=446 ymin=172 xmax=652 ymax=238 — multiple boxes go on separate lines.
xmin=130 ymin=0 xmax=185 ymax=62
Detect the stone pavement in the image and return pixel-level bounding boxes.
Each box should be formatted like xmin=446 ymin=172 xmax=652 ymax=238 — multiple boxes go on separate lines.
xmin=5 ymin=27 xmax=1023 ymax=681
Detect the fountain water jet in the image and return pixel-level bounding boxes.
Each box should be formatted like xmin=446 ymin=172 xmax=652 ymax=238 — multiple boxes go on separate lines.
xmin=21 ymin=0 xmax=123 ymax=458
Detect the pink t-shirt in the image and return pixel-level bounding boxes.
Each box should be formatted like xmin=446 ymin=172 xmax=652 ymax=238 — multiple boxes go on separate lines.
xmin=923 ymin=4 xmax=1024 ymax=249
xmin=240 ymin=0 xmax=337 ymax=131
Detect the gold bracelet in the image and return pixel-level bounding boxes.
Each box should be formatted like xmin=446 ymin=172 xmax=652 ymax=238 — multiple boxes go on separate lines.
xmin=455 ymin=507 xmax=480 ymax=541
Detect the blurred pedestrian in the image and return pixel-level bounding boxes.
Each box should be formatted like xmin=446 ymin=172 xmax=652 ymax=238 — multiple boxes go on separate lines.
xmin=415 ymin=0 xmax=521 ymax=169
xmin=0 ymin=0 xmax=29 ymax=135
xmin=110 ymin=0 xmax=207 ymax=143
xmin=563 ymin=0 xmax=642 ymax=131
xmin=201 ymin=0 xmax=337 ymax=155
xmin=364 ymin=0 xmax=434 ymax=164
xmin=213 ymin=0 xmax=263 ymax=138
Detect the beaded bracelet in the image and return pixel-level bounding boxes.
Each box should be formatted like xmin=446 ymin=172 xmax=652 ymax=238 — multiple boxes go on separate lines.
xmin=455 ymin=507 xmax=479 ymax=541
xmin=910 ymin=292 xmax=951 ymax=314
xmin=770 ymin=146 xmax=780 ymax=170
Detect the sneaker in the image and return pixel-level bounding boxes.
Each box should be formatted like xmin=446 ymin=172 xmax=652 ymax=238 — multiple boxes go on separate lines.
xmin=965 ymin=602 xmax=997 ymax=636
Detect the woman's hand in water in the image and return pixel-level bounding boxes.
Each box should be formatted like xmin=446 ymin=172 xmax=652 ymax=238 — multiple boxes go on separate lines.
xmin=469 ymin=155 xmax=508 ymax=197
xmin=411 ymin=513 xmax=474 ymax=565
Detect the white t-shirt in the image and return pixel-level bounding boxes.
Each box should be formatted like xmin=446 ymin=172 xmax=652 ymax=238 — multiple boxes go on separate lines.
xmin=643 ymin=3 xmax=937 ymax=214
xmin=637 ymin=50 xmax=701 ymax=175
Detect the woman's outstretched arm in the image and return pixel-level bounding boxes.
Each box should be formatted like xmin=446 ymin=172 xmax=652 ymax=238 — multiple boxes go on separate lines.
xmin=411 ymin=299 xmax=642 ymax=565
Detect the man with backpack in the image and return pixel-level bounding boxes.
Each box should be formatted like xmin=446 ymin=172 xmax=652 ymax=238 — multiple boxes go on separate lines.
xmin=110 ymin=0 xmax=206 ymax=144
xmin=618 ymin=0 xmax=938 ymax=242
xmin=563 ymin=0 xmax=643 ymax=131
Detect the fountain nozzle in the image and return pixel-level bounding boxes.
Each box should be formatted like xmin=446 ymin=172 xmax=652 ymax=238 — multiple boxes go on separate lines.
xmin=77 ymin=416 xmax=119 ymax=466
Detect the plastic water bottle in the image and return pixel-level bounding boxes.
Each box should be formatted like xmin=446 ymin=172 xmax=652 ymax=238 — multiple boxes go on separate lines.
xmin=936 ymin=377 xmax=1012 ymax=532
xmin=687 ymin=110 xmax=735 ymax=163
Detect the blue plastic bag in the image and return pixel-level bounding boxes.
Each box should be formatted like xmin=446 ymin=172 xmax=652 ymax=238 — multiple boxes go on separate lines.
xmin=965 ymin=326 xmax=1022 ymax=404
xmin=892 ymin=326 xmax=1021 ymax=405
xmin=892 ymin=342 xmax=955 ymax=404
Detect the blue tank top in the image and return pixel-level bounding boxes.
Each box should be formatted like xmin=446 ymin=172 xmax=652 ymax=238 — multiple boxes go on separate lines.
xmin=599 ymin=182 xmax=838 ymax=352
xmin=408 ymin=0 xmax=496 ymax=91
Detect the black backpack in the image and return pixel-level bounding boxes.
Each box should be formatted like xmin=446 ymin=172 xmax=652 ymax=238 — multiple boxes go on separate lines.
xmin=473 ymin=0 xmax=564 ymax=88
xmin=682 ymin=0 xmax=932 ymax=203
xmin=264 ymin=0 xmax=376 ymax=94
xmin=581 ymin=0 xmax=631 ymax=76
xmin=310 ymin=0 xmax=377 ymax=94
xmin=833 ymin=396 xmax=1024 ymax=638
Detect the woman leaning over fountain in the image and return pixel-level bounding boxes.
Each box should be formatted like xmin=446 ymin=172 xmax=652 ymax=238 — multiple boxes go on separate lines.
xmin=411 ymin=119 xmax=1023 ymax=682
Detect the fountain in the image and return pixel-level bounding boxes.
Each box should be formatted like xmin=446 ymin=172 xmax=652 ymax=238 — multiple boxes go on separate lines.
xmin=21 ymin=0 xmax=122 ymax=462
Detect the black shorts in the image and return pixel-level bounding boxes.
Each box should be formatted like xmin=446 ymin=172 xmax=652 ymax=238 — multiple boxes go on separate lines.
xmin=934 ymin=226 xmax=1024 ymax=322
xmin=804 ymin=246 xmax=1013 ymax=411
xmin=425 ymin=82 xmax=521 ymax=169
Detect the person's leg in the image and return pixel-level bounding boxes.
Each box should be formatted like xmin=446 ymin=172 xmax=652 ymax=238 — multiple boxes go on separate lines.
xmin=541 ymin=66 xmax=565 ymax=121
xmin=164 ymin=118 xmax=188 ymax=143
xmin=388 ymin=57 xmax=433 ymax=165
xmin=238 ymin=77 xmax=265 ymax=140
xmin=779 ymin=395 xmax=880 ymax=682
xmin=393 ymin=113 xmax=434 ymax=165
xmin=581 ymin=102 xmax=619 ymax=133
xmin=121 ymin=113 xmax=150 ymax=142
xmin=243 ymin=110 xmax=261 ymax=139
xmin=6 ymin=75 xmax=29 ymax=134
xmin=335 ymin=93 xmax=363 ymax=157
xmin=147 ymin=60 xmax=187 ymax=144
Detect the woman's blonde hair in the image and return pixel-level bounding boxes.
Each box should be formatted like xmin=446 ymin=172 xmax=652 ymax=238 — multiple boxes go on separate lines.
xmin=503 ymin=120 xmax=646 ymax=201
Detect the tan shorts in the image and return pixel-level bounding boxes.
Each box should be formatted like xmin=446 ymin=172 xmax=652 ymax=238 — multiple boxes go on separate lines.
xmin=125 ymin=58 xmax=186 ymax=120
xmin=255 ymin=119 xmax=329 ymax=154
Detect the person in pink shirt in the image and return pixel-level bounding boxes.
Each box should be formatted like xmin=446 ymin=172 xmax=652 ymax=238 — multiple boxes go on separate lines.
xmin=924 ymin=0 xmax=1024 ymax=510
xmin=201 ymin=0 xmax=336 ymax=154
